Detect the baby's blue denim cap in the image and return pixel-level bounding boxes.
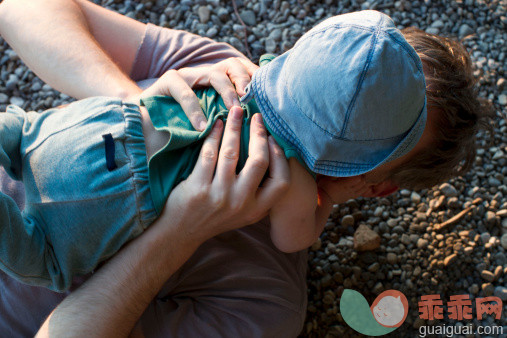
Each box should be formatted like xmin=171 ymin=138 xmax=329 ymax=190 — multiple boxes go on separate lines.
xmin=249 ymin=10 xmax=427 ymax=177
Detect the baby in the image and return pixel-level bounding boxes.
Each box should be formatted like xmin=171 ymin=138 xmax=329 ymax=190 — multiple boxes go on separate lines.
xmin=0 ymin=11 xmax=489 ymax=291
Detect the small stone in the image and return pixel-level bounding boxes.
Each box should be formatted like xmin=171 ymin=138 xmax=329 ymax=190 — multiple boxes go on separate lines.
xmin=338 ymin=237 xmax=353 ymax=247
xmin=447 ymin=197 xmax=460 ymax=209
xmin=439 ymin=183 xmax=458 ymax=197
xmin=386 ymin=253 xmax=398 ymax=264
xmin=444 ymin=254 xmax=457 ymax=267
xmin=401 ymin=234 xmax=411 ymax=245
xmin=482 ymin=283 xmax=494 ymax=296
xmin=341 ymin=215 xmax=355 ymax=227
xmin=197 ymin=6 xmax=210 ymax=24
xmin=368 ymin=262 xmax=380 ymax=272
xmin=265 ymin=37 xmax=277 ymax=53
xmin=426 ymin=27 xmax=440 ymax=35
xmin=268 ymin=28 xmax=282 ymax=42
xmin=31 ymin=82 xmax=42 ymax=92
xmin=480 ymin=232 xmax=491 ymax=244
xmin=9 ymin=97 xmax=24 ymax=106
xmin=311 ymin=238 xmax=322 ymax=251
xmin=494 ymin=266 xmax=503 ymax=280
xmin=459 ymin=24 xmax=474 ymax=37
xmin=322 ymin=291 xmax=335 ymax=305
xmin=217 ymin=7 xmax=229 ymax=22
xmin=239 ymin=10 xmax=256 ymax=26
xmin=205 ymin=27 xmax=218 ymax=38
xmin=480 ymin=270 xmax=495 ymax=282
xmin=0 ymin=93 xmax=8 ymax=104
xmin=464 ymin=246 xmax=474 ymax=255
xmin=411 ymin=192 xmax=421 ymax=204
xmin=353 ymin=224 xmax=381 ymax=252
xmin=321 ymin=274 xmax=332 ymax=288
xmin=387 ymin=218 xmax=398 ymax=227
xmin=6 ymin=74 xmax=18 ymax=91
xmin=417 ymin=238 xmax=429 ymax=249
xmin=501 ymin=234 xmax=507 ymax=250
xmin=469 ymin=284 xmax=479 ymax=295
xmin=373 ymin=282 xmax=384 ymax=294
xmin=413 ymin=266 xmax=421 ymax=276
xmin=488 ymin=177 xmax=501 ymax=187
xmin=431 ymin=20 xmax=444 ymax=28
xmin=494 ymin=286 xmax=507 ymax=301
xmin=498 ymin=94 xmax=507 ymax=106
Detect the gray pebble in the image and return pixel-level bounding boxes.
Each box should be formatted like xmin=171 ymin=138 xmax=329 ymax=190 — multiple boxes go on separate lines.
xmin=217 ymin=7 xmax=229 ymax=22
xmin=341 ymin=215 xmax=355 ymax=227
xmin=426 ymin=27 xmax=440 ymax=35
xmin=6 ymin=74 xmax=18 ymax=91
xmin=268 ymin=28 xmax=282 ymax=42
xmin=459 ymin=24 xmax=474 ymax=37
xmin=493 ymin=286 xmax=507 ymax=301
xmin=239 ymin=10 xmax=256 ymax=26
xmin=501 ymin=233 xmax=507 ymax=250
xmin=488 ymin=177 xmax=501 ymax=187
xmin=205 ymin=27 xmax=218 ymax=38
xmin=265 ymin=37 xmax=277 ymax=53
xmin=9 ymin=97 xmax=24 ymax=107
xmin=198 ymin=6 xmax=210 ymax=24
xmin=0 ymin=93 xmax=8 ymax=104
xmin=411 ymin=192 xmax=421 ymax=204
xmin=439 ymin=183 xmax=458 ymax=197
xmin=480 ymin=232 xmax=491 ymax=244
xmin=386 ymin=252 xmax=398 ymax=264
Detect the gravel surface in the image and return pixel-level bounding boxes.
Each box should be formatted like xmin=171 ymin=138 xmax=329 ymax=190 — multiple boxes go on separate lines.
xmin=1 ymin=0 xmax=505 ymax=337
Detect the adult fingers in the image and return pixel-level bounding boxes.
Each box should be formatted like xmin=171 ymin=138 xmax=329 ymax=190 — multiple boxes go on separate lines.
xmin=224 ymin=58 xmax=254 ymax=97
xmin=255 ymin=135 xmax=290 ymax=211
xmin=191 ymin=120 xmax=224 ymax=183
xmin=215 ymin=106 xmax=244 ymax=183
xmin=209 ymin=69 xmax=241 ymax=109
xmin=157 ymin=70 xmax=207 ymax=131
xmin=237 ymin=113 xmax=269 ymax=191
xmin=236 ymin=57 xmax=259 ymax=77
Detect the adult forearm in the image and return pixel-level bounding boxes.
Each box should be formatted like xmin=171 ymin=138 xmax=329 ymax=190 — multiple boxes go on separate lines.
xmin=0 ymin=0 xmax=141 ymax=99
xmin=36 ymin=212 xmax=205 ymax=337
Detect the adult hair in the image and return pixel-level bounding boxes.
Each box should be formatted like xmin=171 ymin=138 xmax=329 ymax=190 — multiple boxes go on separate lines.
xmin=389 ymin=27 xmax=494 ymax=190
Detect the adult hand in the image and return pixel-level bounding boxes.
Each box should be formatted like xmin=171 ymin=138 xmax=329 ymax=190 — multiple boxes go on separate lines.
xmin=136 ymin=57 xmax=259 ymax=131
xmin=162 ymin=106 xmax=290 ymax=242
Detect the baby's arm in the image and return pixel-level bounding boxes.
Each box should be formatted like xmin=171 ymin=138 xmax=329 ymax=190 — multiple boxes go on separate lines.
xmin=269 ymin=158 xmax=334 ymax=253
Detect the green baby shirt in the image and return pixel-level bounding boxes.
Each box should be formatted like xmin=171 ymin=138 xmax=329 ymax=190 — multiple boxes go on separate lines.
xmin=141 ymin=55 xmax=307 ymax=214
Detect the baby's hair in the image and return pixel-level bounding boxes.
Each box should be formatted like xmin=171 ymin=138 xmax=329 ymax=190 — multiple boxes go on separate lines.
xmin=388 ymin=27 xmax=494 ymax=190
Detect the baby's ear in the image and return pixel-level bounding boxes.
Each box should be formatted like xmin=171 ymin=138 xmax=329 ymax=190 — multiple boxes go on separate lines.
xmin=370 ymin=180 xmax=398 ymax=197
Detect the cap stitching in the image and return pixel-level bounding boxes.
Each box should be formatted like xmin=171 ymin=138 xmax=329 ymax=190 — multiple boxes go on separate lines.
xmin=340 ymin=13 xmax=384 ymax=138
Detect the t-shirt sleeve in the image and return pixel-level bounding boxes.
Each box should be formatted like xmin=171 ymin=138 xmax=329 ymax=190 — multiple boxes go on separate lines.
xmin=130 ymin=23 xmax=247 ymax=81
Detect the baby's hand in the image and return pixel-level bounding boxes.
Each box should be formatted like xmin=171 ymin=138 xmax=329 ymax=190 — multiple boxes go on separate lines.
xmin=317 ymin=176 xmax=371 ymax=205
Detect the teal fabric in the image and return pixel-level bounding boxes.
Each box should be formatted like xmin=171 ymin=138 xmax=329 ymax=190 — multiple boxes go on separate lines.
xmin=141 ymin=54 xmax=310 ymax=214
xmin=141 ymin=93 xmax=306 ymax=215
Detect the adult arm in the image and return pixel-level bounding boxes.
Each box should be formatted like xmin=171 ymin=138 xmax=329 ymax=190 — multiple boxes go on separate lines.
xmin=36 ymin=108 xmax=289 ymax=337
xmin=0 ymin=0 xmax=142 ymax=100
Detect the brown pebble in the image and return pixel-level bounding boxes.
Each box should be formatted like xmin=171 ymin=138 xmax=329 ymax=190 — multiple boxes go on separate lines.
xmin=444 ymin=254 xmax=458 ymax=267
xmin=353 ymin=224 xmax=381 ymax=251
xmin=481 ymin=270 xmax=495 ymax=282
